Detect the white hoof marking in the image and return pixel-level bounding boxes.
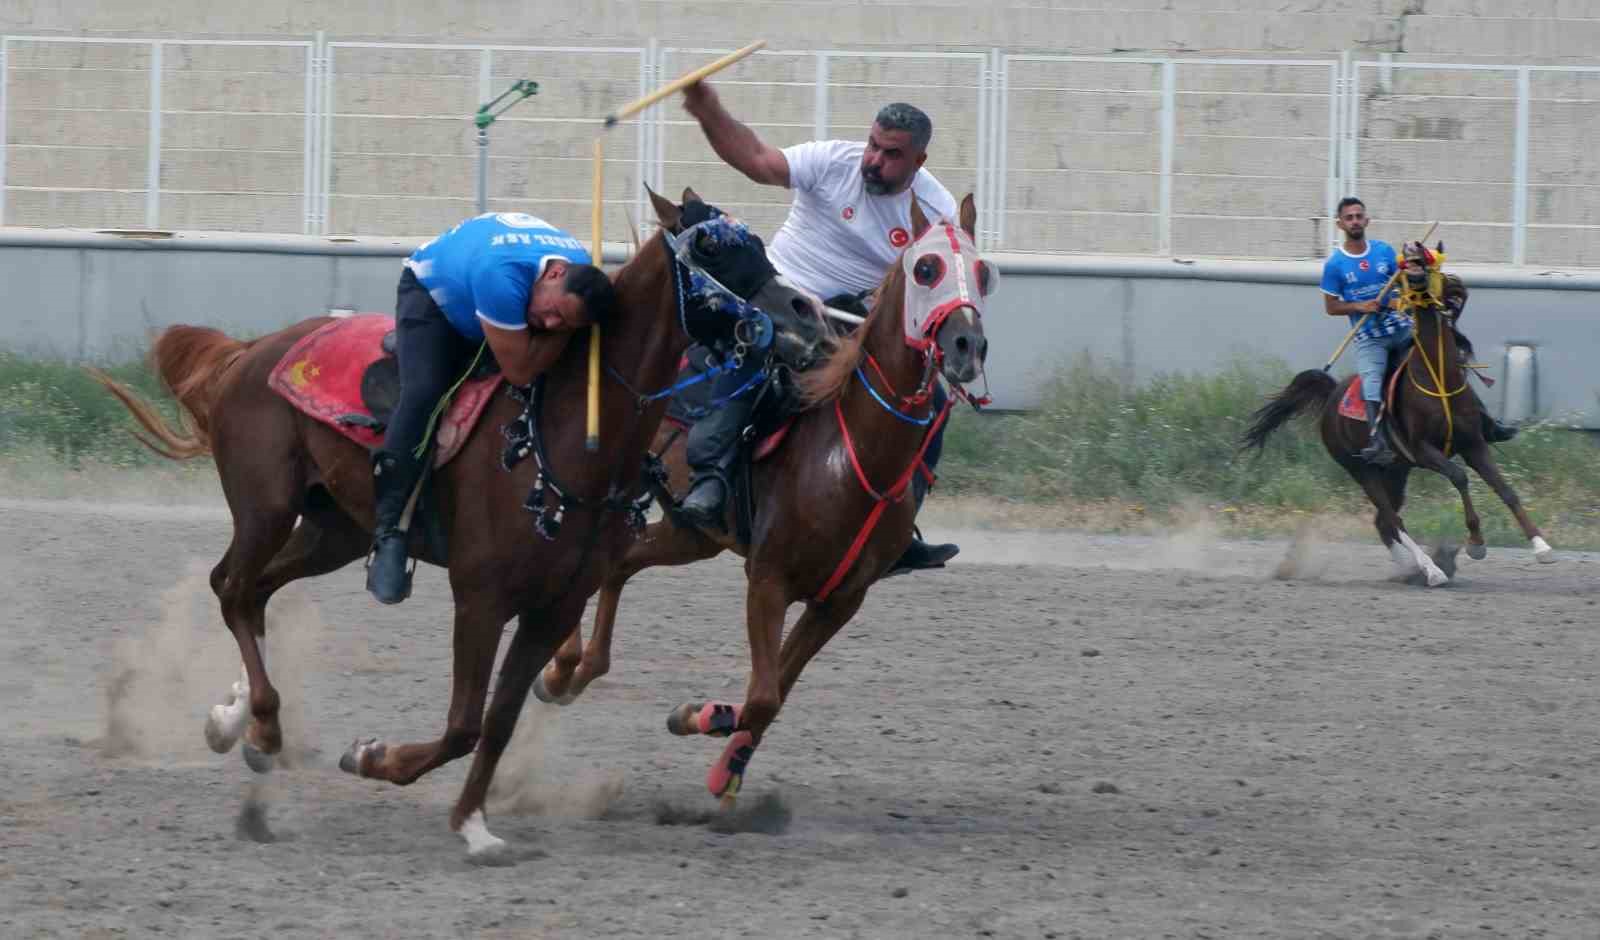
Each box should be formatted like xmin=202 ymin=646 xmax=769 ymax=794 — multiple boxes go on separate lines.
xmin=1388 ymin=541 xmax=1420 ymax=573
xmin=1397 ymin=531 xmax=1448 ymax=587
xmin=1532 ymin=536 xmax=1555 ymax=563
xmin=204 ymin=668 xmax=250 ymax=754
xmin=460 ymin=810 xmax=507 ymax=857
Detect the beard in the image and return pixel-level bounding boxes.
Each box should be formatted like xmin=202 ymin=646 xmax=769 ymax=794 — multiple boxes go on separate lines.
xmin=861 ymin=166 xmax=897 ymax=196
xmin=1343 ymin=224 xmax=1365 ymax=240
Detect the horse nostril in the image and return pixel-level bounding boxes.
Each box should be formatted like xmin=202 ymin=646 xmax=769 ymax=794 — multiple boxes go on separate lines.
xmin=978 ymin=337 xmax=989 ymax=362
xmin=956 ymin=335 xmax=970 ymax=355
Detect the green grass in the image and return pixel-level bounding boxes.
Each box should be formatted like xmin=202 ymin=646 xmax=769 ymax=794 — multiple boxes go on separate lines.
xmin=5 ymin=349 xmax=1599 ymax=547
xmin=939 ymin=352 xmax=1600 ymax=548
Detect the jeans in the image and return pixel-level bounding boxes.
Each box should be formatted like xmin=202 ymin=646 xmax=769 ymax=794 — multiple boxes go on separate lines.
xmin=382 ymin=268 xmax=478 ymax=459
xmin=1354 ymin=328 xmax=1413 ymax=403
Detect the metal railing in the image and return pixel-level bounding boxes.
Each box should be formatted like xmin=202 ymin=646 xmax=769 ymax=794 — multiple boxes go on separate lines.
xmin=2 ymin=35 xmax=1598 ymax=265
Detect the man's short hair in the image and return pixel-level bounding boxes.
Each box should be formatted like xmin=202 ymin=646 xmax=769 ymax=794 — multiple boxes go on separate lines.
xmin=1336 ymin=196 xmax=1365 ymax=216
xmin=562 ymin=262 xmax=618 ymax=326
xmin=874 ymin=102 xmax=933 ymax=153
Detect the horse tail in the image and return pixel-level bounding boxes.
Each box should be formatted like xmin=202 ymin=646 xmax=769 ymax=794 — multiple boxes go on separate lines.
xmin=1239 ymin=369 xmax=1338 ymax=453
xmin=90 ymin=325 xmax=252 ymax=460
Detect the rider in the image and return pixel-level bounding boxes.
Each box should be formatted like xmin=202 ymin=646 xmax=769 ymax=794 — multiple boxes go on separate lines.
xmin=679 ymin=81 xmax=960 ymax=574
xmin=368 ymin=211 xmax=619 ymax=605
xmin=1321 ymin=197 xmax=1515 ymax=464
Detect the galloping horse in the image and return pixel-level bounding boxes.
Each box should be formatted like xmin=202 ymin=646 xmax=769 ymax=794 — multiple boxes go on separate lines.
xmin=535 ymin=194 xmax=992 ymax=801
xmin=1242 ymin=242 xmax=1554 ymax=585
xmin=93 ymin=188 xmax=823 ymax=855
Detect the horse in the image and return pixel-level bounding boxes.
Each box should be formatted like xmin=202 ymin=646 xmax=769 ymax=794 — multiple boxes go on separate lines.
xmin=533 ymin=193 xmax=992 ymax=802
xmin=1241 ymin=241 xmax=1554 ymax=586
xmin=91 ymin=187 xmax=825 ymax=856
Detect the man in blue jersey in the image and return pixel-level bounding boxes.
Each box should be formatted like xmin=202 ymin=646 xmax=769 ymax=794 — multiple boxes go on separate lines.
xmin=1322 ymin=197 xmax=1514 ymax=464
xmin=368 ymin=211 xmax=619 ymax=605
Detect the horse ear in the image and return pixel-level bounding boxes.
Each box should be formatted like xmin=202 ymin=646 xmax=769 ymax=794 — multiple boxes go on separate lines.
xmin=958 ymin=193 xmax=977 ymax=240
xmin=910 ymin=192 xmax=931 ymax=241
xmin=682 ymin=186 xmax=704 ymax=205
xmin=647 ymin=184 xmax=681 ymax=231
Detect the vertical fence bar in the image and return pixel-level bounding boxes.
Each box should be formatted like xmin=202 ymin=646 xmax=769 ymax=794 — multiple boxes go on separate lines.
xmin=813 ymin=52 xmax=829 ymax=142
xmin=1511 ymin=66 xmax=1531 ymax=265
xmin=302 ymin=40 xmax=317 ymax=234
xmin=0 ymin=37 xmax=9 ymax=226
xmin=1157 ymin=60 xmax=1175 ymax=256
xmin=321 ymin=41 xmax=334 ymax=234
xmin=146 ymin=41 xmax=163 ymax=229
xmin=476 ymin=49 xmax=492 ymax=215
xmin=1346 ymin=61 xmax=1361 ymax=198
xmin=653 ymin=46 xmax=666 ymax=196
xmin=635 ymin=46 xmax=649 ymax=235
xmin=995 ymin=52 xmax=1009 ymax=247
xmin=1326 ymin=61 xmax=1340 ymax=251
xmin=974 ymin=51 xmax=990 ymax=247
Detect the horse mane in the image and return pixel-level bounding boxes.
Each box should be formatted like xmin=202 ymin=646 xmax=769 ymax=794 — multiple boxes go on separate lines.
xmin=797 ymin=267 xmax=902 ymax=407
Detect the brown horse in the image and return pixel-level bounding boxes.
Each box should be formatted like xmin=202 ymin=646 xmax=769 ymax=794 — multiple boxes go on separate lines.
xmin=1242 ymin=242 xmax=1554 ymax=585
xmin=535 ymin=194 xmax=992 ymax=802
xmin=92 ymin=188 xmax=823 ymax=856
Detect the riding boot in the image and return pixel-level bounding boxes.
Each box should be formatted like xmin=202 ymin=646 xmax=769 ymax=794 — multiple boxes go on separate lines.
xmin=679 ymin=393 xmax=756 ymax=532
xmin=366 ymin=449 xmax=424 ymax=605
xmin=1481 ymin=412 xmax=1519 ymax=444
xmin=1359 ymin=401 xmax=1396 ymax=466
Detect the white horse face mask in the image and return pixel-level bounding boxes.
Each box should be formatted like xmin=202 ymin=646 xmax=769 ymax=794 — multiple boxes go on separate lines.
xmin=899 ymin=219 xmax=998 ymax=350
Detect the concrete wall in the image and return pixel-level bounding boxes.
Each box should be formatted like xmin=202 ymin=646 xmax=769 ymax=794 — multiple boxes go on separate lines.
xmin=3 ymin=2 xmax=1597 ymax=264
xmin=3 ymin=230 xmax=1595 ymax=425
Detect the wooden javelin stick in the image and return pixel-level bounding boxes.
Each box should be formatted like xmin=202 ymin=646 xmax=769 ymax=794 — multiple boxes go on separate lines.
xmin=1322 ymin=220 xmax=1439 ymax=372
xmin=603 ymin=40 xmax=767 ymax=128
xmin=584 ymin=39 xmax=768 ymax=451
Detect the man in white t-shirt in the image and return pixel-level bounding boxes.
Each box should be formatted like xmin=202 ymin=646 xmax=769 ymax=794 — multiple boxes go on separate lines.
xmin=679 ymin=82 xmax=960 ymax=575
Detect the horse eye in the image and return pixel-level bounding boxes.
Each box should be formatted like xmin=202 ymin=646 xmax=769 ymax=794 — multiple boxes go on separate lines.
xmin=913 ymin=255 xmax=944 ymax=287
xmin=976 ymin=262 xmax=992 ymax=295
xmin=695 ymin=231 xmax=720 ymax=256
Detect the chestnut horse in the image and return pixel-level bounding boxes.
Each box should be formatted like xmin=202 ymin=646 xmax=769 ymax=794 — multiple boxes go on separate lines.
xmin=535 ymin=194 xmax=992 ymax=802
xmin=93 ymin=188 xmax=822 ymax=856
xmin=1242 ymin=242 xmax=1554 ymax=585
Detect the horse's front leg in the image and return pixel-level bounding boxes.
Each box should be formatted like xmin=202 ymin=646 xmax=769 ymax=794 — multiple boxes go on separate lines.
xmin=339 ymin=596 xmax=505 ymax=787
xmin=1414 ymin=440 xmax=1487 ymax=559
xmin=1460 ymin=442 xmax=1556 ymax=563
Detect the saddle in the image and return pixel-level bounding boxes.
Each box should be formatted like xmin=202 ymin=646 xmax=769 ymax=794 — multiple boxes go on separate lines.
xmin=267 ymin=314 xmax=503 ymax=468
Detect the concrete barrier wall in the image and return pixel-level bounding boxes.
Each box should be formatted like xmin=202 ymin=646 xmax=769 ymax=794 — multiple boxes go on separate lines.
xmin=3 ymin=229 xmax=1596 ymax=425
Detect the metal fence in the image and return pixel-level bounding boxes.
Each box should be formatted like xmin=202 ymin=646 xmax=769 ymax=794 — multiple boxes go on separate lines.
xmin=2 ymin=35 xmax=1598 ymax=265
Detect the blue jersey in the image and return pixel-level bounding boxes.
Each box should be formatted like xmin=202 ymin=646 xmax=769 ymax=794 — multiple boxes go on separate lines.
xmin=404 ymin=213 xmax=592 ymax=342
xmin=1321 ymin=241 xmax=1407 ymax=340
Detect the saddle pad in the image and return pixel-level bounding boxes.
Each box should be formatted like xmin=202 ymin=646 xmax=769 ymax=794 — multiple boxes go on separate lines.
xmin=1337 ymin=376 xmax=1365 ymax=421
xmin=267 ymin=314 xmax=502 ymax=467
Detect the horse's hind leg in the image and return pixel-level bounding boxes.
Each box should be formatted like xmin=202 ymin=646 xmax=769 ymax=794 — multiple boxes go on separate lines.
xmin=1460 ymin=442 xmax=1555 ymax=563
xmin=538 ymin=520 xmax=721 ymax=704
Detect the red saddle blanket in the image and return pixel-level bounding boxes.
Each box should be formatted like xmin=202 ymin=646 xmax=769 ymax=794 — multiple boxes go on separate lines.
xmin=267 ymin=314 xmax=502 ymax=467
xmin=1336 ymin=352 xmax=1412 ymax=422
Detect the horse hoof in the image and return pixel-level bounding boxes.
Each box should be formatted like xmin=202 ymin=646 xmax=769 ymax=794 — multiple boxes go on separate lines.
xmin=1467 ymin=543 xmax=1487 ymax=561
xmin=1425 ymin=569 xmax=1450 ymax=588
xmin=1532 ymin=537 xmax=1556 ymax=564
xmin=707 ymin=731 xmax=755 ymax=798
xmin=339 ymin=738 xmax=383 ymax=776
xmin=666 ymin=703 xmax=697 ymax=736
xmin=241 ymin=742 xmax=276 ymax=774
xmin=204 ymin=708 xmax=240 ymax=754
xmin=459 ymin=810 xmax=512 ymax=864
xmin=532 ymin=672 xmax=562 ymax=705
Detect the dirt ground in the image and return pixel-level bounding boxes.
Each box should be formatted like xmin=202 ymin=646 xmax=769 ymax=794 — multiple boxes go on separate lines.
xmin=2 ymin=498 xmax=1598 ymax=939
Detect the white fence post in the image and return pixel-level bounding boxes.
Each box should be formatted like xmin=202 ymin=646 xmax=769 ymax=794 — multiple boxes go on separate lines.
xmin=321 ymin=39 xmax=334 ymax=235
xmin=1157 ymin=60 xmax=1175 ymax=256
xmin=994 ymin=51 xmax=1008 ymax=248
xmin=302 ymin=37 xmax=318 ymax=234
xmin=975 ymin=50 xmax=990 ymax=248
xmin=813 ymin=51 xmax=828 ymax=142
xmin=0 ymin=37 xmax=9 ymax=226
xmin=146 ymin=40 xmax=163 ymax=229
xmin=1512 ymin=66 xmax=1531 ymax=266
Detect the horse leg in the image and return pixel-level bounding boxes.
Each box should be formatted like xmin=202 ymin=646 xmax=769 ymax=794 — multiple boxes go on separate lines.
xmin=1460 ymin=442 xmax=1556 ymax=563
xmin=339 ymin=595 xmax=505 ymax=787
xmin=450 ymin=595 xmax=586 ymax=859
xmin=1355 ymin=467 xmax=1447 ymax=586
xmin=1413 ymin=441 xmax=1488 ymax=560
xmin=1376 ymin=467 xmax=1420 ymax=573
xmin=666 ymin=575 xmax=795 ymax=804
xmin=537 ymin=520 xmax=721 ymax=704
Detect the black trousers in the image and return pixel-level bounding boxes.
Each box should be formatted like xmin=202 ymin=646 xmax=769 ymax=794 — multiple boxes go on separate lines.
xmin=381 ymin=267 xmax=477 ymax=461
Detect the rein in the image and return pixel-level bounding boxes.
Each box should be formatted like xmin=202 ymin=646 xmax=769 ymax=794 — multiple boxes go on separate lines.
xmin=1399 ymin=286 xmax=1468 ymax=456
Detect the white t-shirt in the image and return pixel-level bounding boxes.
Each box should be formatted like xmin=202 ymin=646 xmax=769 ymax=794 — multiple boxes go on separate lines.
xmin=768 ymin=140 xmax=958 ymax=301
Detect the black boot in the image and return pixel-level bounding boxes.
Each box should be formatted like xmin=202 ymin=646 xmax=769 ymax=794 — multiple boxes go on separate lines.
xmin=367 ymin=450 xmax=423 ymax=605
xmin=679 ymin=379 xmax=755 ymax=533
xmin=679 ymin=473 xmax=730 ymax=532
xmin=1482 ymin=412 xmax=1518 ymax=444
xmin=1359 ymin=401 xmax=1396 ymax=465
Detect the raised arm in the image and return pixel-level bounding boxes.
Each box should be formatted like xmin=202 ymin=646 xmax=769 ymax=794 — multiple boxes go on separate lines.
xmin=682 ymin=81 xmax=791 ymax=188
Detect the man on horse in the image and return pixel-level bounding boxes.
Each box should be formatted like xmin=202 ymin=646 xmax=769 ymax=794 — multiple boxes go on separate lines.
xmin=368 ymin=211 xmax=619 ymax=605
xmin=679 ymin=81 xmax=961 ymax=574
xmin=1321 ymin=197 xmax=1514 ymax=464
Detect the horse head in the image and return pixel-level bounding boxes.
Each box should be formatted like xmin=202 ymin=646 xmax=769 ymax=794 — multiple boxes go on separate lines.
xmin=647 ymin=185 xmax=825 ymax=358
xmin=900 ymin=192 xmax=992 ymax=386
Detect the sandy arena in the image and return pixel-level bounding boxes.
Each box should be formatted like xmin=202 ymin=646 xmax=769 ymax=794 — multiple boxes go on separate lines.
xmin=2 ymin=498 xmax=1598 ymax=938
